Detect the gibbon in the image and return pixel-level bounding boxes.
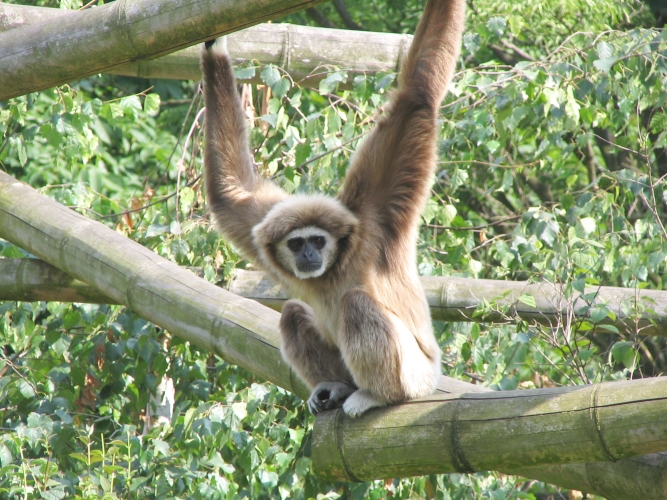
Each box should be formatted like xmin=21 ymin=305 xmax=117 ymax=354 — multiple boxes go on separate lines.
xmin=201 ymin=0 xmax=465 ymax=417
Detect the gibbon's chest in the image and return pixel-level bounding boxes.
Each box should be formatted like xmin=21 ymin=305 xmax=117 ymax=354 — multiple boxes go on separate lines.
xmin=309 ymin=295 xmax=345 ymax=346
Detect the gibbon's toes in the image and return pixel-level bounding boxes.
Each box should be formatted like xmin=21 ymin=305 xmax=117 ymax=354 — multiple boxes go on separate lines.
xmin=203 ymin=36 xmax=228 ymax=54
xmin=307 ymin=381 xmax=356 ymax=415
xmin=342 ymin=389 xmax=384 ymax=418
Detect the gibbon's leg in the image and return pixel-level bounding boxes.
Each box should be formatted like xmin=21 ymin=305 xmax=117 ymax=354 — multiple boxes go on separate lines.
xmin=280 ymin=300 xmax=356 ymax=414
xmin=340 ymin=290 xmax=439 ymax=417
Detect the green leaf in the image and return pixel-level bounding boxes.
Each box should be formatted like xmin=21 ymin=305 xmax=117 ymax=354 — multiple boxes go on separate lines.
xmin=260 ymin=66 xmax=281 ymax=87
xmin=517 ymin=294 xmax=536 ymax=308
xmin=610 ymin=341 xmax=635 ymax=369
xmin=18 ymin=380 xmax=35 ymax=399
xmin=579 ymin=217 xmax=596 ymax=236
xmin=593 ymin=57 xmax=618 ymax=73
xmin=234 ymin=65 xmax=256 ymax=80
xmin=143 ymin=93 xmax=161 ymax=115
xmin=272 ymin=78 xmax=291 ymax=99
xmin=460 ymin=342 xmax=472 ymax=361
xmin=0 ymin=444 xmax=12 ymax=467
xmin=17 ymin=137 xmax=27 ymax=166
xmin=319 ymin=72 xmax=347 ymax=95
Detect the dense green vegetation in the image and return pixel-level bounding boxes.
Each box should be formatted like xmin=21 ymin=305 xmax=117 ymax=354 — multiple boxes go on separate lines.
xmin=1 ymin=0 xmax=666 ymax=497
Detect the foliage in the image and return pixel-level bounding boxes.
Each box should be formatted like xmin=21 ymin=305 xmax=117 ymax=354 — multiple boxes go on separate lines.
xmin=1 ymin=0 xmax=667 ymax=498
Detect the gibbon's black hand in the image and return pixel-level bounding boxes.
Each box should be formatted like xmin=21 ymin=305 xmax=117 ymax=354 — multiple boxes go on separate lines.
xmin=307 ymin=381 xmax=356 ymax=415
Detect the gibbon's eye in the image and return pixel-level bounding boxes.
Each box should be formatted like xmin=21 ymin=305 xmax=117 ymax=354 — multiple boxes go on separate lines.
xmin=309 ymin=235 xmax=326 ymax=250
xmin=287 ymin=237 xmax=305 ymax=252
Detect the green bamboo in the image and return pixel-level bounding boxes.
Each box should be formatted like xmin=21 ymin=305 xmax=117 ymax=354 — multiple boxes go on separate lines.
xmin=0 ymin=0 xmax=327 ymax=100
xmin=313 ymin=378 xmax=667 ymax=495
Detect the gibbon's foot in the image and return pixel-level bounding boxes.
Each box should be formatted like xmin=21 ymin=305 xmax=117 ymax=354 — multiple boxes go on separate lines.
xmin=308 ymin=381 xmax=356 ymax=415
xmin=342 ymin=389 xmax=385 ymax=418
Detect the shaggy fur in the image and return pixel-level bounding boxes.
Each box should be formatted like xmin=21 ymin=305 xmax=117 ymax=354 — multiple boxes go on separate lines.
xmin=202 ymin=0 xmax=465 ymax=417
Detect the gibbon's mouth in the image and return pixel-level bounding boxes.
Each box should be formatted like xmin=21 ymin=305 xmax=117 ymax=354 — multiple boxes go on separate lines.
xmin=293 ymin=265 xmax=328 ymax=280
xmin=296 ymin=262 xmax=323 ymax=273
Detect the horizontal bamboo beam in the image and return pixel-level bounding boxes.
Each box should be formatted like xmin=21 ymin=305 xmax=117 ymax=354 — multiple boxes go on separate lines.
xmin=0 ymin=0 xmax=328 ymax=100
xmin=0 ymin=258 xmax=113 ymax=304
xmin=313 ymin=378 xmax=667 ymax=487
xmin=0 ymin=3 xmax=410 ymax=88
xmin=2 ymin=259 xmax=664 ymax=337
xmin=228 ymin=269 xmax=667 ymax=337
xmin=0 ymin=171 xmax=665 ymax=498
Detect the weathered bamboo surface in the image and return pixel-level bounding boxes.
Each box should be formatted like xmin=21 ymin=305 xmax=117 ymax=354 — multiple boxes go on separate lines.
xmin=313 ymin=378 xmax=667 ymax=483
xmin=0 ymin=0 xmax=328 ymax=100
xmin=0 ymin=172 xmax=665 ymax=498
xmin=3 ymin=259 xmax=664 ymax=338
xmin=0 ymin=258 xmax=113 ymax=304
xmin=0 ymin=3 xmax=411 ymax=88
xmin=229 ymin=269 xmax=667 ymax=336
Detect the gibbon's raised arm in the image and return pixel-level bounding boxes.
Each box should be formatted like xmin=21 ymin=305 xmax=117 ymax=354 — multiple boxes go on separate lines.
xmin=202 ymin=39 xmax=287 ymax=262
xmin=338 ymin=0 xmax=465 ymax=240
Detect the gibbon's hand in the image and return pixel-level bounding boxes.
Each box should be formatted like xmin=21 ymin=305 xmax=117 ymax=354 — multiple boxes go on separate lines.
xmin=307 ymin=381 xmax=356 ymax=415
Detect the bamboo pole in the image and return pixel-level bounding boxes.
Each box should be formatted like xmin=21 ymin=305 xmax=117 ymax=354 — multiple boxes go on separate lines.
xmin=313 ymin=379 xmax=667 ymax=486
xmin=0 ymin=3 xmax=411 ymax=89
xmin=0 ymin=0 xmax=329 ymax=101
xmin=2 ymin=259 xmax=664 ymax=337
xmin=0 ymin=171 xmax=665 ymax=498
xmin=228 ymin=269 xmax=667 ymax=336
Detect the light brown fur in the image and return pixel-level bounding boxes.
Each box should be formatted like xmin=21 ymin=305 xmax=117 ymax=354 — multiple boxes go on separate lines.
xmin=202 ymin=0 xmax=465 ymax=417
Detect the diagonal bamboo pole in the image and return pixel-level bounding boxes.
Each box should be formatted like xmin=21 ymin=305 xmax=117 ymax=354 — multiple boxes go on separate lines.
xmin=0 ymin=3 xmax=411 ymax=89
xmin=0 ymin=170 xmax=665 ymax=498
xmin=0 ymin=0 xmax=327 ymax=100
xmin=1 ymin=259 xmax=665 ymax=337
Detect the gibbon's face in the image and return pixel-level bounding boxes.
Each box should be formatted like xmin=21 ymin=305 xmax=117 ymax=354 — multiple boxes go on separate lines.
xmin=275 ymin=226 xmax=337 ymax=279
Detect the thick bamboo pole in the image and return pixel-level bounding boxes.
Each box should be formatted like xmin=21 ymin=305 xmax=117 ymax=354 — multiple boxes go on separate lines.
xmin=0 ymin=171 xmax=664 ymax=498
xmin=0 ymin=0 xmax=328 ymax=100
xmin=313 ymin=378 xmax=667 ymax=490
xmin=0 ymin=3 xmax=411 ymax=88
xmin=3 ymin=258 xmax=664 ymax=337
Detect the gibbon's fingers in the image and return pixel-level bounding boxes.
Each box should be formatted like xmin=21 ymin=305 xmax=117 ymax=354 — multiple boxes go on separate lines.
xmin=307 ymin=381 xmax=356 ymax=414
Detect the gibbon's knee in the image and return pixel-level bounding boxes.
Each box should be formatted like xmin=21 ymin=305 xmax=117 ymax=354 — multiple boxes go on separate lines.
xmin=341 ymin=289 xmax=438 ymax=404
xmin=279 ymin=299 xmax=354 ymax=388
